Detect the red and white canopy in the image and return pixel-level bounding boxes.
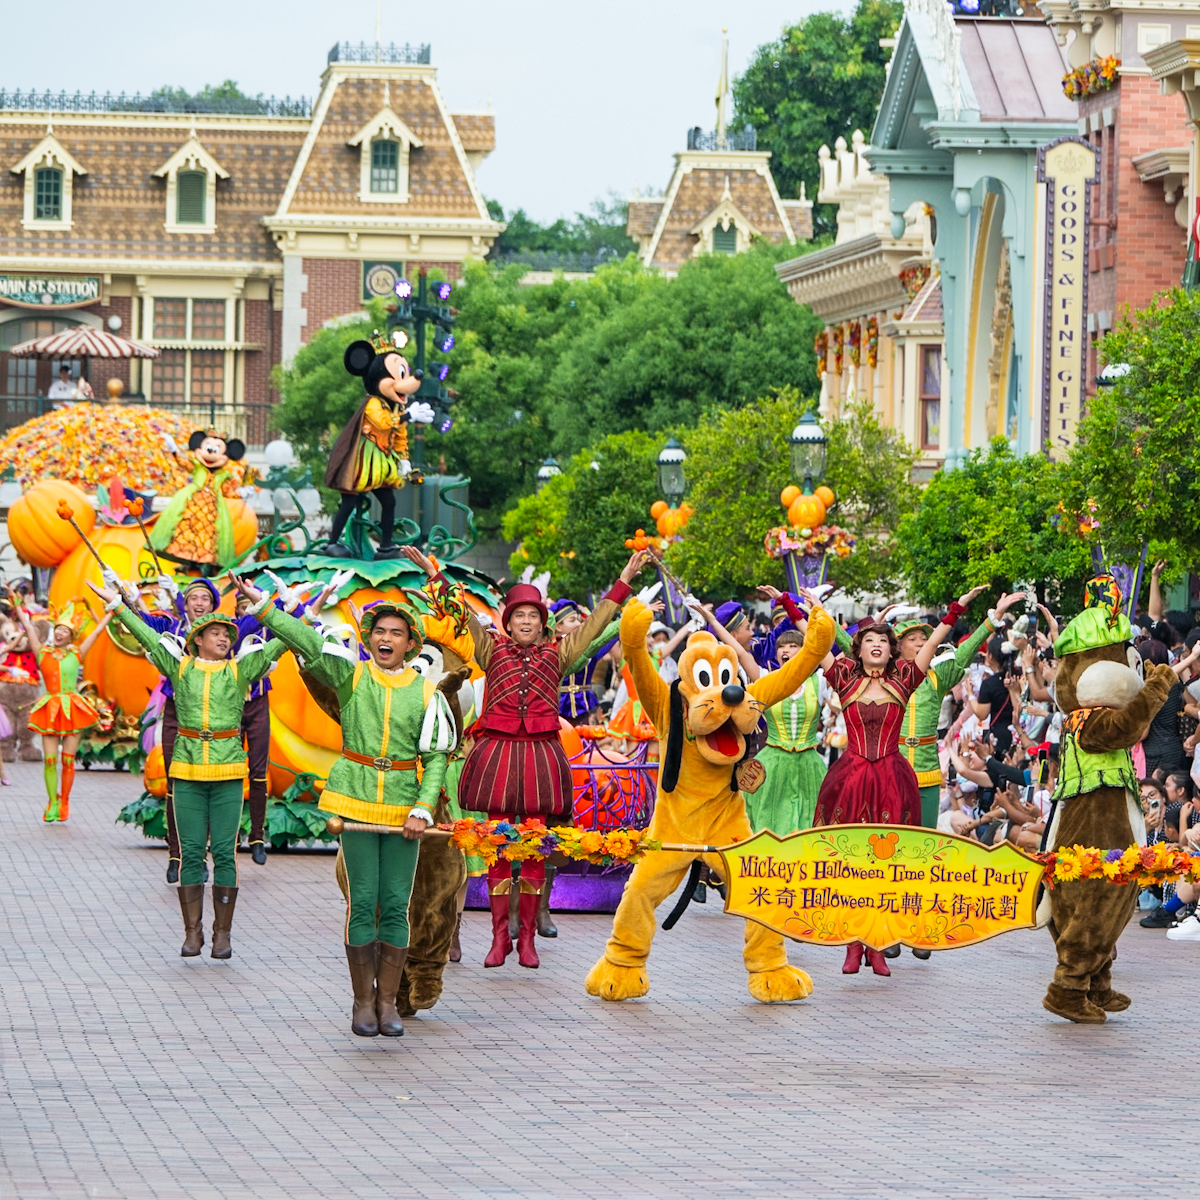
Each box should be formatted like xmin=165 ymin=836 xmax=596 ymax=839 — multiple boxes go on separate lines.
xmin=8 ymin=327 xmax=159 ymax=359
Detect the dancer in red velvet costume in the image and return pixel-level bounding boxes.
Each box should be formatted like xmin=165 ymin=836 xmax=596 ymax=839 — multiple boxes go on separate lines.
xmin=455 ymin=549 xmax=652 ymax=970
xmin=801 ymin=586 xmax=982 ymax=977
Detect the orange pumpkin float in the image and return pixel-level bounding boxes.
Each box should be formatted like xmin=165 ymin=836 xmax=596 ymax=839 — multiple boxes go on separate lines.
xmin=8 ymin=479 xmax=95 ymax=567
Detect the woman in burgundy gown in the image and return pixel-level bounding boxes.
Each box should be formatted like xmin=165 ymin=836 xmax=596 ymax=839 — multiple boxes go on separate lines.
xmin=802 ymin=589 xmax=979 ymax=976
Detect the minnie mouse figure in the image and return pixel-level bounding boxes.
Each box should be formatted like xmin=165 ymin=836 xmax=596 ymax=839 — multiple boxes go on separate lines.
xmin=317 ymin=332 xmax=435 ymax=560
xmin=153 ymin=429 xmax=248 ymax=568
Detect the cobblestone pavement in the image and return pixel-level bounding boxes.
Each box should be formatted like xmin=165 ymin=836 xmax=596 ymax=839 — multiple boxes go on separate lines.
xmin=1 ymin=764 xmax=1195 ymax=1200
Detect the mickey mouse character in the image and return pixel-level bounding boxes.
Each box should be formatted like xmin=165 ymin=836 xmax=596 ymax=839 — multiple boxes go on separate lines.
xmin=152 ymin=429 xmax=248 ymax=567
xmin=318 ymin=332 xmax=435 ymax=560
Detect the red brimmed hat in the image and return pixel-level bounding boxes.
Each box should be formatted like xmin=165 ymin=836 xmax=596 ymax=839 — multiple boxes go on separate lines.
xmin=501 ymin=583 xmax=548 ymax=631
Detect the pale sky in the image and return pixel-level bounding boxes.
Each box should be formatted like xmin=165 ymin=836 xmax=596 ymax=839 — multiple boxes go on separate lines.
xmin=1 ymin=0 xmax=835 ymax=222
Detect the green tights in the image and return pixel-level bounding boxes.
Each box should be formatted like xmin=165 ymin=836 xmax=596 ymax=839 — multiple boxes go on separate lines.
xmin=173 ymin=778 xmax=244 ymax=887
xmin=340 ymin=828 xmax=420 ymax=947
xmin=42 ymin=755 xmax=58 ymax=806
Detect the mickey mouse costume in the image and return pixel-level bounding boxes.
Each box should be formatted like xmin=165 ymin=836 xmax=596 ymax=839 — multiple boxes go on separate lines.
xmin=319 ymin=333 xmax=435 ymax=559
xmin=152 ymin=430 xmax=247 ymax=568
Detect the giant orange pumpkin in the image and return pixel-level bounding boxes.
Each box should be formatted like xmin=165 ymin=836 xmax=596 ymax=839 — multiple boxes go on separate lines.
xmin=49 ymin=522 xmax=174 ymax=717
xmin=226 ymin=496 xmax=259 ymax=559
xmin=787 ymin=494 xmax=827 ymax=531
xmin=8 ymin=479 xmax=95 ymax=567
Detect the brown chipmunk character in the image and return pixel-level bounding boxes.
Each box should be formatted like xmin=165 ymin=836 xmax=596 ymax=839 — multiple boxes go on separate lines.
xmin=1040 ymin=575 xmax=1175 ymax=1024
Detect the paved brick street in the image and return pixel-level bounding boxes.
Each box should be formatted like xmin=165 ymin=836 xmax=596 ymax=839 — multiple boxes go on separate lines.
xmin=0 ymin=764 xmax=1194 ymax=1200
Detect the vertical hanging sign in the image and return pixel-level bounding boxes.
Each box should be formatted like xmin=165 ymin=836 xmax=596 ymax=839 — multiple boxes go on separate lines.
xmin=1037 ymin=137 xmax=1100 ymax=459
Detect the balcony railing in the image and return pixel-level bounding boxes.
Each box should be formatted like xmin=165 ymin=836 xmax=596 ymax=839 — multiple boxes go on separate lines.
xmin=0 ymin=89 xmax=311 ymax=116
xmin=686 ymin=125 xmax=758 ymax=152
xmin=0 ymin=396 xmax=278 ymax=448
xmin=328 ymin=41 xmax=431 ymax=65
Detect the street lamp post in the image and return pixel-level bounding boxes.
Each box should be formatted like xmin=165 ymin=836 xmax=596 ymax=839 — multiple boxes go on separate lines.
xmin=535 ymin=457 xmax=561 ymax=491
xmin=788 ymin=411 xmax=828 ymax=495
xmin=656 ymin=436 xmax=687 ymax=505
xmin=386 ymin=271 xmax=457 ymax=472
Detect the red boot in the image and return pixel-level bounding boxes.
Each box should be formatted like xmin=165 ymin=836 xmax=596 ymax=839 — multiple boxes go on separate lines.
xmin=484 ymin=861 xmax=513 ymax=968
xmin=517 ymin=891 xmax=541 ymax=969
xmin=865 ymin=947 xmax=892 ymax=976
xmin=842 ymin=942 xmax=864 ymax=974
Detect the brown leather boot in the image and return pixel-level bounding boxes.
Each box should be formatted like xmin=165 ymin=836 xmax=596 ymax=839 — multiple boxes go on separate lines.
xmin=210 ymin=886 xmax=238 ymax=959
xmin=507 ymin=881 xmax=520 ymax=940
xmin=537 ymin=865 xmax=558 ymax=938
xmin=345 ymin=943 xmax=379 ymax=1036
xmin=178 ymin=884 xmax=204 ymax=957
xmin=448 ymin=913 xmax=463 ymax=963
xmin=376 ymin=943 xmax=408 ymax=1036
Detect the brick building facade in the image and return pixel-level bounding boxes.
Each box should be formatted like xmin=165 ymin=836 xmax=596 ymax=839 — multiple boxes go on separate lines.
xmin=0 ymin=43 xmax=501 ymax=446
xmin=1039 ymin=1 xmax=1198 ymax=377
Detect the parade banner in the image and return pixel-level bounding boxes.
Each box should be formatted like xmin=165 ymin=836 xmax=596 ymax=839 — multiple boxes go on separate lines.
xmin=719 ymin=826 xmax=1042 ymax=951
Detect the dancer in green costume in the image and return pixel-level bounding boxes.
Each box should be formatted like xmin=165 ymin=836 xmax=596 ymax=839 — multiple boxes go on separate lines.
xmin=90 ymin=582 xmax=286 ymax=959
xmin=233 ymin=573 xmax=456 ymax=1039
xmin=745 ymin=630 xmax=829 ymax=834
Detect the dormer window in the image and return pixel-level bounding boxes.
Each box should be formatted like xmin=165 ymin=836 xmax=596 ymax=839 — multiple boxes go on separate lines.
xmin=153 ymin=137 xmax=229 ymax=236
xmin=712 ymin=223 xmax=737 ymax=254
xmin=10 ymin=133 xmax=86 ymax=229
xmin=690 ymin=175 xmax=761 ymax=260
xmin=349 ymin=106 xmax=422 ymax=203
xmin=370 ymin=140 xmax=400 ymax=193
xmin=176 ymin=170 xmax=207 ymax=224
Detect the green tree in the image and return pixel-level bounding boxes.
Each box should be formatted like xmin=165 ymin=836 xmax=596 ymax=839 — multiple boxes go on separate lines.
xmin=733 ymin=0 xmax=903 ymax=234
xmin=544 ymin=244 xmax=822 ymax=453
xmin=897 ymin=441 xmax=1091 ymax=614
xmin=822 ymin=395 xmax=919 ymax=596
xmin=487 ymin=194 xmax=637 ymax=262
xmin=502 ymin=431 xmax=663 ymax=595
xmin=1067 ymin=288 xmax=1200 ymax=575
xmin=424 ymin=258 xmax=654 ymax=533
xmin=667 ymin=392 xmax=915 ymax=598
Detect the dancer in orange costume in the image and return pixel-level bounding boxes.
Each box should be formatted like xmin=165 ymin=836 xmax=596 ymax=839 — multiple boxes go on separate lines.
xmin=10 ymin=594 xmax=112 ymax=823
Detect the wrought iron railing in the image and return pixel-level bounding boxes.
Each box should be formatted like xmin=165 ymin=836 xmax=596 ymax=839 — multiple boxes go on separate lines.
xmin=686 ymin=125 xmax=758 ymax=152
xmin=0 ymin=89 xmax=310 ymax=116
xmin=327 ymin=41 xmax=431 ymax=65
xmin=0 ymin=395 xmax=279 ymax=446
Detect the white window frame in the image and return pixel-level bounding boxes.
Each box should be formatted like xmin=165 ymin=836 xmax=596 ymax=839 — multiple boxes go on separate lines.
xmin=153 ymin=137 xmax=229 ymax=236
xmin=347 ymin=107 xmax=423 ymax=204
xmin=10 ymin=134 xmax=86 ymax=231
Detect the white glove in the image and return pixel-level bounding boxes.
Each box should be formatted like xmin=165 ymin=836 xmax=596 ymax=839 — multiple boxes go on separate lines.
xmin=400 ymin=459 xmax=412 ymax=476
xmin=262 ymin=570 xmax=302 ymax=614
xmin=636 ymin=581 xmax=663 ymax=605
xmin=157 ymin=574 xmax=180 ymax=599
xmin=237 ymin=485 xmax=258 ymax=499
xmin=407 ymin=401 xmax=436 ymax=425
xmin=162 ymin=433 xmax=178 ymax=454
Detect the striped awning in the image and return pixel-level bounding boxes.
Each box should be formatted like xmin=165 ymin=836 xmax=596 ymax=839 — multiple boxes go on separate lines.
xmin=8 ymin=327 xmax=160 ymax=359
